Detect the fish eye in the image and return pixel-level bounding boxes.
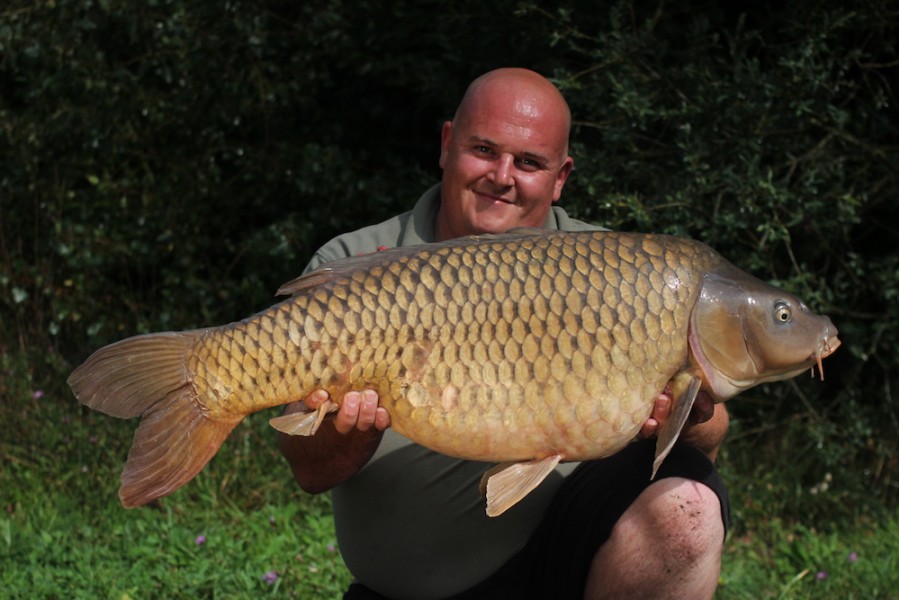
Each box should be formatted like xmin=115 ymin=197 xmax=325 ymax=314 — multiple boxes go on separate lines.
xmin=774 ymin=302 xmax=792 ymax=323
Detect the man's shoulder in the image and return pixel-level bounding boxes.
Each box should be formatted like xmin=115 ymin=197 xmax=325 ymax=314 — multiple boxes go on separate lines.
xmin=305 ymin=184 xmax=441 ymax=273
xmin=549 ymin=205 xmax=609 ymax=232
xmin=305 ymin=212 xmax=413 ymax=273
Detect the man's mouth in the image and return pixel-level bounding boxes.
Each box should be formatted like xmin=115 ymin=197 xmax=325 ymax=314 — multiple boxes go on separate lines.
xmin=474 ymin=190 xmax=516 ymax=205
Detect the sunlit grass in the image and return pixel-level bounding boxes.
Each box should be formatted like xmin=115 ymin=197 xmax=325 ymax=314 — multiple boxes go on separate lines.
xmin=0 ymin=352 xmax=351 ymax=598
xmin=1 ymin=483 xmax=349 ymax=598
xmin=718 ymin=516 xmax=899 ymax=599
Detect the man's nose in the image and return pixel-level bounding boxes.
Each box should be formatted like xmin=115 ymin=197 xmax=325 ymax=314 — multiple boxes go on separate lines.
xmin=489 ymin=154 xmax=515 ymax=187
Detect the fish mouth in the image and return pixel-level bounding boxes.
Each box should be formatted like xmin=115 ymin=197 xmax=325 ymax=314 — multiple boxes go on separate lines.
xmin=811 ymin=335 xmax=841 ymax=380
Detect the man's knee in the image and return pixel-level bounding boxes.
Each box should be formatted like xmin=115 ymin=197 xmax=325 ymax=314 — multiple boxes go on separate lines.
xmin=600 ymin=478 xmax=724 ymax=574
xmin=648 ymin=477 xmax=724 ymax=560
xmin=645 ymin=477 xmax=724 ymax=564
xmin=586 ymin=478 xmax=724 ymax=599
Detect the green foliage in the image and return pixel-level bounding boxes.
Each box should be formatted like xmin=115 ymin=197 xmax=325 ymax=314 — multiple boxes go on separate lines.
xmin=0 ymin=0 xmax=438 ymax=354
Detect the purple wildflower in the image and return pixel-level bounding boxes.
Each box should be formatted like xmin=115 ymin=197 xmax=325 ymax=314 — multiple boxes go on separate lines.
xmin=195 ymin=535 xmax=206 ymax=545
xmin=816 ymin=570 xmax=828 ymax=581
xmin=32 ymin=390 xmax=45 ymax=400
xmin=262 ymin=570 xmax=279 ymax=585
xmin=848 ymin=551 xmax=859 ymax=563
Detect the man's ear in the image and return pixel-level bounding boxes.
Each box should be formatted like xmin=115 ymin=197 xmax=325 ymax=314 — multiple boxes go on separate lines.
xmin=552 ymin=156 xmax=575 ymax=201
xmin=438 ymin=121 xmax=453 ymax=169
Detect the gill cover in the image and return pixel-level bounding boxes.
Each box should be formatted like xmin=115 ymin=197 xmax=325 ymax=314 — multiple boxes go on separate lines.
xmin=689 ymin=265 xmax=838 ymax=400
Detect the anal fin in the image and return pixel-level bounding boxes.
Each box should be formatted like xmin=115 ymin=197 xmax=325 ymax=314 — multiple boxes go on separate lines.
xmin=480 ymin=455 xmax=562 ymax=517
xmin=269 ymin=400 xmax=338 ymax=436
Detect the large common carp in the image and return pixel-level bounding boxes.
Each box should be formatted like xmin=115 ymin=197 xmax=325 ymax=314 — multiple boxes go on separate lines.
xmin=69 ymin=229 xmax=839 ymax=516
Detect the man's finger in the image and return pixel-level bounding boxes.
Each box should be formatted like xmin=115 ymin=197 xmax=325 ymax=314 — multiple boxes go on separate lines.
xmin=333 ymin=391 xmax=361 ymax=434
xmin=305 ymin=388 xmax=330 ymax=410
xmin=355 ymin=389 xmax=379 ymax=431
xmin=374 ymin=407 xmax=391 ymax=431
xmin=652 ymin=394 xmax=672 ymax=422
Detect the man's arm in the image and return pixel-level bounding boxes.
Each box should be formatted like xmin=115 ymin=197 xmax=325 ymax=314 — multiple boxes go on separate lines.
xmin=278 ymin=389 xmax=390 ymax=494
xmin=681 ymin=402 xmax=729 ymax=462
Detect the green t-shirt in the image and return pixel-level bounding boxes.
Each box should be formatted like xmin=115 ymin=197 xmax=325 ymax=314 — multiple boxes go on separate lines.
xmin=305 ymin=183 xmax=606 ymax=599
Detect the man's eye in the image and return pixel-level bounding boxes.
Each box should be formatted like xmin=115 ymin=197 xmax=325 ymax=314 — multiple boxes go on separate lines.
xmin=475 ymin=146 xmax=493 ymax=154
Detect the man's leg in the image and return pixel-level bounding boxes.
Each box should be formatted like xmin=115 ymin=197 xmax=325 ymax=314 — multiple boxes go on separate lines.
xmin=584 ymin=477 xmax=724 ymax=600
xmin=442 ymin=441 xmax=729 ymax=600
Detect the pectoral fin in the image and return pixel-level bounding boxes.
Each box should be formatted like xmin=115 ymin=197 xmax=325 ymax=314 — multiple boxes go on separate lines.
xmin=652 ymin=372 xmax=702 ymax=478
xmin=269 ymin=400 xmax=338 ymax=436
xmin=480 ymin=455 xmax=562 ymax=517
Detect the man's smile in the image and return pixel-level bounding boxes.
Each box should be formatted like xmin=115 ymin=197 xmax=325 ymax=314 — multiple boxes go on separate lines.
xmin=474 ymin=190 xmax=516 ymax=205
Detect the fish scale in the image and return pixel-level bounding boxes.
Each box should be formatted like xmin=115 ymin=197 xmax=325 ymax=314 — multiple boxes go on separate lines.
xmin=181 ymin=231 xmax=702 ymax=463
xmin=68 ymin=228 xmax=839 ymax=514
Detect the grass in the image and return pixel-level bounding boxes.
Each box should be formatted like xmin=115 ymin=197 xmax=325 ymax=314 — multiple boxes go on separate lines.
xmin=717 ymin=517 xmax=899 ymax=599
xmin=1 ymin=483 xmax=348 ymax=599
xmin=2 ymin=348 xmax=897 ymax=599
xmin=1 ymin=350 xmax=351 ymax=598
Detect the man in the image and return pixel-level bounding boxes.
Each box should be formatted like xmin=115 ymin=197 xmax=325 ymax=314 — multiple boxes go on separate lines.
xmin=279 ymin=68 xmax=730 ymax=599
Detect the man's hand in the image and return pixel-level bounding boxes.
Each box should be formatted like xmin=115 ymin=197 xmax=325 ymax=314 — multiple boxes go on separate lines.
xmin=638 ymin=389 xmax=727 ymax=462
xmin=280 ymin=389 xmax=390 ymax=494
xmin=303 ymin=389 xmax=391 ymax=434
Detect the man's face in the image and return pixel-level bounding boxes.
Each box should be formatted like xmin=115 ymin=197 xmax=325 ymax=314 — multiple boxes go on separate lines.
xmin=436 ymin=89 xmax=574 ymax=241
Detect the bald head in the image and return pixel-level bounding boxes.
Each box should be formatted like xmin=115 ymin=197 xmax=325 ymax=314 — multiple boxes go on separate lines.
xmin=453 ymin=68 xmax=572 ymax=155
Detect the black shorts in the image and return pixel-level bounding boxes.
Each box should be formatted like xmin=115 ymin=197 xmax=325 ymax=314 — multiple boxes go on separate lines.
xmin=344 ymin=439 xmax=730 ymax=600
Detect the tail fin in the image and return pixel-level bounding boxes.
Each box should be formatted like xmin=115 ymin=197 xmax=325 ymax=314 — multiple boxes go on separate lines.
xmin=68 ymin=332 xmax=240 ymax=508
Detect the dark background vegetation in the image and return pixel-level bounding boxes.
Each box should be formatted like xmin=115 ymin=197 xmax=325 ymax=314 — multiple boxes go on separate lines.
xmin=2 ymin=0 xmax=897 ymax=535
